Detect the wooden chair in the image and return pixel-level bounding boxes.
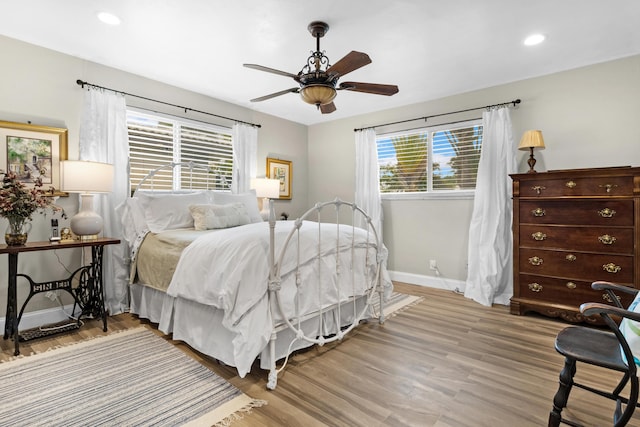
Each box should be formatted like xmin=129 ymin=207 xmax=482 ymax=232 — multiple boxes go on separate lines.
xmin=549 ymin=281 xmax=640 ymax=427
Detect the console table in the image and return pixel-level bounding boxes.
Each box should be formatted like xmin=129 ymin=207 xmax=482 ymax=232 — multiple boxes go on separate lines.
xmin=0 ymin=237 xmax=120 ymax=355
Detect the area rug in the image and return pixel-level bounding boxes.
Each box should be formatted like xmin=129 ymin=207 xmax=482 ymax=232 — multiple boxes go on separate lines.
xmin=372 ymin=291 xmax=423 ymax=319
xmin=0 ymin=327 xmax=265 ymax=427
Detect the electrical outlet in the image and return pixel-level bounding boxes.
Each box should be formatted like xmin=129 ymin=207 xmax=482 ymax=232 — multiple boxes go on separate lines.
xmin=429 ymin=259 xmax=437 ymax=270
xmin=45 ymin=290 xmax=59 ymax=301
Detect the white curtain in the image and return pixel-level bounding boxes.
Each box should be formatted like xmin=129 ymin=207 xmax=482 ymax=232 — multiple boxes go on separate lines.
xmin=231 ymin=123 xmax=258 ymax=194
xmin=354 ymin=128 xmax=383 ymax=240
xmin=79 ymin=88 xmax=130 ymax=315
xmin=464 ymin=107 xmax=516 ymax=306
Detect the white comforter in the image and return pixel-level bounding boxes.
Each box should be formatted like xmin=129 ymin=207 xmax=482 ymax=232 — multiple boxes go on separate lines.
xmin=165 ymin=220 xmax=386 ymax=377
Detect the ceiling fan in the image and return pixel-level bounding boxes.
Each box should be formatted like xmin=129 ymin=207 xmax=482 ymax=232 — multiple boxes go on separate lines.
xmin=244 ymin=21 xmax=399 ymax=114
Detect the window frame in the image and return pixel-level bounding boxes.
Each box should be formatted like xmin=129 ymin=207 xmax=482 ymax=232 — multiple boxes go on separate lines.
xmin=377 ymin=119 xmax=482 ymax=200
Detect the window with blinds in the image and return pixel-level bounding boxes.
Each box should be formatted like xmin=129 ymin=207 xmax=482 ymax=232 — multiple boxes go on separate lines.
xmin=377 ymin=119 xmax=483 ymax=194
xmin=127 ymin=110 xmax=233 ymax=191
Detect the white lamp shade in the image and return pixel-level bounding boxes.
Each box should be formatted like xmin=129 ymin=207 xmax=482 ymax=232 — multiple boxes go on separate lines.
xmin=61 ymin=160 xmax=114 ymax=193
xmin=251 ymin=178 xmax=280 ymax=199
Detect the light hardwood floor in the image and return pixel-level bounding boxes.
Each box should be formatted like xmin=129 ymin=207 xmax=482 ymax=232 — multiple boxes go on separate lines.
xmin=2 ymin=282 xmax=638 ymax=426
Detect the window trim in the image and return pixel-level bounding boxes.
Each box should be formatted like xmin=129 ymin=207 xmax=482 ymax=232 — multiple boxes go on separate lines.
xmin=381 ymin=189 xmax=476 ymax=201
xmin=377 ymin=118 xmax=482 ymax=200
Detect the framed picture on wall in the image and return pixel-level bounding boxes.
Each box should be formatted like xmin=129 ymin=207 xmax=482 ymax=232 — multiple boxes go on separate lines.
xmin=0 ymin=120 xmax=68 ymax=196
xmin=267 ymin=157 xmax=292 ymax=200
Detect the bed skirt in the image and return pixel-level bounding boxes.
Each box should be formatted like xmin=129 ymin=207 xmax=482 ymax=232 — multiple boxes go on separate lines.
xmin=129 ymin=283 xmax=368 ymax=372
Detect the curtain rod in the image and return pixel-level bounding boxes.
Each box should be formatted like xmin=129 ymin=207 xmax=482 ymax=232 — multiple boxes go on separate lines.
xmin=354 ymin=98 xmax=521 ymax=132
xmin=378 ymin=116 xmax=483 ymax=136
xmin=76 ymin=79 xmax=261 ymax=128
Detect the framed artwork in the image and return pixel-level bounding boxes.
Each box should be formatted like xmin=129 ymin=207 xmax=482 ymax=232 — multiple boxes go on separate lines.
xmin=267 ymin=158 xmax=292 ymax=200
xmin=0 ymin=121 xmax=68 ymax=196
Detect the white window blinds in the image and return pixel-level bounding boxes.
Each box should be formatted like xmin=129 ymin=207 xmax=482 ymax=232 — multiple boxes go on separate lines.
xmin=127 ymin=110 xmax=233 ymax=191
xmin=377 ymin=120 xmax=483 ymax=194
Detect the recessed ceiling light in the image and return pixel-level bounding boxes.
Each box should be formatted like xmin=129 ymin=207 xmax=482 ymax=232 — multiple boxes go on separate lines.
xmin=97 ymin=12 xmax=121 ymax=26
xmin=524 ymin=34 xmax=545 ymax=46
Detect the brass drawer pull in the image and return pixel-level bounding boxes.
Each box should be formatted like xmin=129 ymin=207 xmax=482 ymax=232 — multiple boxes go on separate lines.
xmin=532 ymin=231 xmax=547 ymax=241
xmin=528 ymin=256 xmax=543 ymax=266
xmin=598 ymin=234 xmax=616 ymax=245
xmin=565 ymin=254 xmax=577 ymax=262
xmin=565 ymin=180 xmax=577 ymax=188
xmin=531 ymin=207 xmax=545 ymax=217
xmin=531 ymin=186 xmax=546 ymax=195
xmin=566 ymin=282 xmax=577 ymax=289
xmin=528 ymin=283 xmax=543 ymax=293
xmin=598 ymin=208 xmax=616 ymax=218
xmin=603 ymin=263 xmax=622 ymax=274
xmin=602 ymin=293 xmax=621 ymax=304
xmin=599 ymin=184 xmax=618 ymax=193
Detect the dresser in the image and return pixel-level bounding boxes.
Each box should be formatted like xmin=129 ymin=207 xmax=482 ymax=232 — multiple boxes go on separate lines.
xmin=510 ymin=167 xmax=640 ymax=323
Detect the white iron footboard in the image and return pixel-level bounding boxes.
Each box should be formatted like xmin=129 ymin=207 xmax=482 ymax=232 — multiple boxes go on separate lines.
xmin=265 ymin=198 xmax=385 ymax=390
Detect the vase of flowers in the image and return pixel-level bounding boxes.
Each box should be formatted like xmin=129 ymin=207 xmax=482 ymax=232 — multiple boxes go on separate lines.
xmin=1 ymin=170 xmax=62 ymax=246
xmin=4 ymin=216 xmax=32 ymax=245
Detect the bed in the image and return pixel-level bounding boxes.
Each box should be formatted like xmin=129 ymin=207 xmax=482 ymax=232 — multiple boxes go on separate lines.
xmin=118 ymin=162 xmax=392 ymax=389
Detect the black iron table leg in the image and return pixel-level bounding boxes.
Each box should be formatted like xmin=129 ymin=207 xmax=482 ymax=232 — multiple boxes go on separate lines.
xmin=5 ymin=253 xmax=19 ymax=356
xmin=91 ymin=245 xmax=107 ymax=332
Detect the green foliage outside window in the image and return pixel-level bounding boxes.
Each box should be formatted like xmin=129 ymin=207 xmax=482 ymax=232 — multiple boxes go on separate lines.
xmin=378 ymin=122 xmax=482 ymax=193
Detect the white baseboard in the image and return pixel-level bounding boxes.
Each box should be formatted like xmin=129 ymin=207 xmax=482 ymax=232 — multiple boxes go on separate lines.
xmin=2 ymin=271 xmax=463 ymax=332
xmin=0 ymin=304 xmax=77 ymax=332
xmin=388 ymin=270 xmax=466 ymax=293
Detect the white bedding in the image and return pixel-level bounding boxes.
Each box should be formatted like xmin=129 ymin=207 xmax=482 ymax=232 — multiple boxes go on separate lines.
xmin=119 ymin=190 xmax=391 ymax=379
xmin=165 ymin=220 xmax=385 ymax=377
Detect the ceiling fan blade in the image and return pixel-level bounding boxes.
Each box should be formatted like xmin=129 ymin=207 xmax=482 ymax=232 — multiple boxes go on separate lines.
xmin=250 ymin=88 xmax=299 ymax=102
xmin=339 ymin=82 xmax=399 ymax=96
xmin=244 ymin=64 xmax=299 ymax=79
xmin=320 ymin=102 xmax=336 ymax=114
xmin=326 ymin=51 xmax=371 ymax=78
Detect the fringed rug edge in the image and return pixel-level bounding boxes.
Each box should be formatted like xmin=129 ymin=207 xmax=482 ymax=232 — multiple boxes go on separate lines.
xmin=383 ymin=294 xmax=424 ymax=318
xmin=0 ymin=326 xmax=150 ymax=367
xmin=184 ymin=394 xmax=267 ymax=427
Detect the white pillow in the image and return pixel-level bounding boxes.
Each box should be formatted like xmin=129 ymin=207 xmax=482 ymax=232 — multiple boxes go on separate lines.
xmin=136 ymin=191 xmax=210 ymax=233
xmin=116 ymin=197 xmax=148 ymax=246
xmin=189 ymin=203 xmax=251 ymax=230
xmin=212 ymin=190 xmax=262 ymax=223
xmin=620 ymin=292 xmax=640 ymax=366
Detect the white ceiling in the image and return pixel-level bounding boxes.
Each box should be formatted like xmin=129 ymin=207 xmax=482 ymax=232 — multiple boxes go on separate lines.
xmin=1 ymin=1 xmax=640 ymax=125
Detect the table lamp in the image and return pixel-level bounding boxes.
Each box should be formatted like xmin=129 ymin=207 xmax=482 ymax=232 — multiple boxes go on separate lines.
xmin=518 ymin=130 xmax=546 ymax=173
xmin=251 ymin=178 xmax=280 ymax=220
xmin=61 ymin=160 xmax=114 ymax=237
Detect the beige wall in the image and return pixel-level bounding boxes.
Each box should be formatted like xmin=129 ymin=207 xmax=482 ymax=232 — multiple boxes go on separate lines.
xmin=308 ymin=55 xmax=640 ymax=288
xmin=0 ymin=35 xmax=307 ymax=317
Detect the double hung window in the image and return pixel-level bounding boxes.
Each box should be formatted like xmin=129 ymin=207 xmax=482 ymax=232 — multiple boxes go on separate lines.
xmin=126 ymin=110 xmax=233 ymax=191
xmin=377 ymin=119 xmax=483 ymax=196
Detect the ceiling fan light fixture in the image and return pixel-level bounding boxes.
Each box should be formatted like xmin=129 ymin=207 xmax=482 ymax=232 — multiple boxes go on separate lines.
xmin=300 ymin=84 xmax=336 ymax=106
xmin=244 ymin=20 xmax=398 ymax=114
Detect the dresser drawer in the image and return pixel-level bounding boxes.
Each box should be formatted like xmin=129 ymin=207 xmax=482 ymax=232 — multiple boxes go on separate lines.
xmin=519 ymin=200 xmax=634 ymax=226
xmin=519 ymin=225 xmax=634 ymax=253
xmin=519 ymin=248 xmax=633 ymax=283
xmin=518 ymin=274 xmax=635 ymax=308
xmin=518 ymin=175 xmax=634 ymax=197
